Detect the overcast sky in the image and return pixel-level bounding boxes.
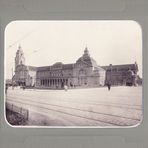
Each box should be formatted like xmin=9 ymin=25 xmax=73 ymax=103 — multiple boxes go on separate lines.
xmin=5 ymin=21 xmax=142 ymax=79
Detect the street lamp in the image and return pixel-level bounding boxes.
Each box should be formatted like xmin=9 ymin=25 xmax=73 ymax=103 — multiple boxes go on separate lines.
xmin=11 ymin=67 xmax=13 ymax=86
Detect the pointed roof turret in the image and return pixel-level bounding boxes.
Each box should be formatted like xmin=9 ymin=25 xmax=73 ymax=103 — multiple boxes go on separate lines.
xmin=18 ymin=44 xmax=23 ymax=51
xmin=83 ymin=46 xmax=90 ymax=56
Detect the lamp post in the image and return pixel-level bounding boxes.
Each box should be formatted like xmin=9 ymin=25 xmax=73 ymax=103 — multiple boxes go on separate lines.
xmin=11 ymin=67 xmax=13 ymax=86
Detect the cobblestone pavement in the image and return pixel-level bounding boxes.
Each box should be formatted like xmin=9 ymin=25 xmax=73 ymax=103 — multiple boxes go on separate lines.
xmin=5 ymin=86 xmax=142 ymax=127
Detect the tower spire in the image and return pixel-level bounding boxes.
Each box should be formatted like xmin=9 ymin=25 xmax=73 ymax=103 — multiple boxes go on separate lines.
xmin=15 ymin=45 xmax=25 ymax=69
xmin=18 ymin=44 xmax=22 ymax=50
xmin=83 ymin=46 xmax=90 ymax=56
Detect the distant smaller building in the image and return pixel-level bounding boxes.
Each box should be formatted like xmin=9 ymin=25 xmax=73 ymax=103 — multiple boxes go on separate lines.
xmin=102 ymin=63 xmax=139 ymax=86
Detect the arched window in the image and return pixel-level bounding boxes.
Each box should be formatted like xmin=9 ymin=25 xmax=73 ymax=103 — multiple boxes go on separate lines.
xmin=79 ymin=69 xmax=86 ymax=75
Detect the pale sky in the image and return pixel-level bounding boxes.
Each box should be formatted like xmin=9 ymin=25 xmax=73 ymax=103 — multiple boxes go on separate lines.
xmin=5 ymin=21 xmax=142 ymax=79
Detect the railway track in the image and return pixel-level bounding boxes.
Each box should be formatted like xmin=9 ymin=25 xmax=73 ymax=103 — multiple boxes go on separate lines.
xmin=7 ymin=92 xmax=141 ymax=110
xmin=7 ymin=96 xmax=141 ymax=126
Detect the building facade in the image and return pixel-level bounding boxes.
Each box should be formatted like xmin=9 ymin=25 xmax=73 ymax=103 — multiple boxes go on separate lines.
xmin=36 ymin=47 xmax=106 ymax=88
xmin=102 ymin=63 xmax=138 ymax=86
xmin=12 ymin=46 xmax=139 ymax=88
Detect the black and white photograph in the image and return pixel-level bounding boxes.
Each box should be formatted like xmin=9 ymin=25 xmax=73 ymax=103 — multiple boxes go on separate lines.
xmin=5 ymin=21 xmax=142 ymax=127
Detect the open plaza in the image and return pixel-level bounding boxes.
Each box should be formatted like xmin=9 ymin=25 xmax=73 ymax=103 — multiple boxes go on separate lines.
xmin=5 ymin=86 xmax=142 ymax=127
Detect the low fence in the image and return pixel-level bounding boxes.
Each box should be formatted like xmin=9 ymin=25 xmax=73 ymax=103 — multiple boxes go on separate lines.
xmin=6 ymin=102 xmax=29 ymax=120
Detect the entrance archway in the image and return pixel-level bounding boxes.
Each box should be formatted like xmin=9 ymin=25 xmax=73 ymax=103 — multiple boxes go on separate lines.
xmin=78 ymin=69 xmax=87 ymax=86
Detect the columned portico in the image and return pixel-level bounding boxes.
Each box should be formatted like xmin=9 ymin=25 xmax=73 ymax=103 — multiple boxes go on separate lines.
xmin=37 ymin=78 xmax=69 ymax=89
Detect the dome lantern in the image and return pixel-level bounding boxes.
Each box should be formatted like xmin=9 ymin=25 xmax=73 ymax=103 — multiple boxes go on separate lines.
xmin=84 ymin=46 xmax=89 ymax=56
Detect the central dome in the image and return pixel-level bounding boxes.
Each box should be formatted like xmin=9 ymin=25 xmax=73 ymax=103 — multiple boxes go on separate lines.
xmin=76 ymin=47 xmax=98 ymax=67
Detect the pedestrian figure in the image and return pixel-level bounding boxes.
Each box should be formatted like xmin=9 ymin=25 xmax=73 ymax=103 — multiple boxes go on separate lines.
xmin=70 ymin=82 xmax=73 ymax=88
xmin=23 ymin=86 xmax=26 ymax=90
xmin=107 ymin=83 xmax=111 ymax=91
xmin=64 ymin=85 xmax=68 ymax=91
xmin=61 ymin=82 xmax=64 ymax=89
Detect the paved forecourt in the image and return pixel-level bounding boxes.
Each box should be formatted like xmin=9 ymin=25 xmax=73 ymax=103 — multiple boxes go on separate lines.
xmin=5 ymin=86 xmax=142 ymax=127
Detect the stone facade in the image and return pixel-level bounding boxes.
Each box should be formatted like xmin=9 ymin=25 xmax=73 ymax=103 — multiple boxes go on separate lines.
xmin=102 ymin=63 xmax=138 ymax=86
xmin=13 ymin=46 xmax=36 ymax=86
xmin=13 ymin=46 xmax=139 ymax=88
xmin=36 ymin=47 xmax=106 ymax=88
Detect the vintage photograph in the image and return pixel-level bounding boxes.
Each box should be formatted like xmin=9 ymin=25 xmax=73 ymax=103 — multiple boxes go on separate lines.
xmin=5 ymin=21 xmax=142 ymax=127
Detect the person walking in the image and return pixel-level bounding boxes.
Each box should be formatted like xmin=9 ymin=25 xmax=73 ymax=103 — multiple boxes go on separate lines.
xmin=64 ymin=85 xmax=68 ymax=91
xmin=107 ymin=82 xmax=111 ymax=91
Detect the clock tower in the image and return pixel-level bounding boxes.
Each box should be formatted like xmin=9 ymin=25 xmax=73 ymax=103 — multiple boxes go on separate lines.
xmin=15 ymin=45 xmax=25 ymax=69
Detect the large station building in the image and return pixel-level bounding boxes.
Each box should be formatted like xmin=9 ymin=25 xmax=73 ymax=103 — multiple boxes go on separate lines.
xmin=12 ymin=46 xmax=139 ymax=88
